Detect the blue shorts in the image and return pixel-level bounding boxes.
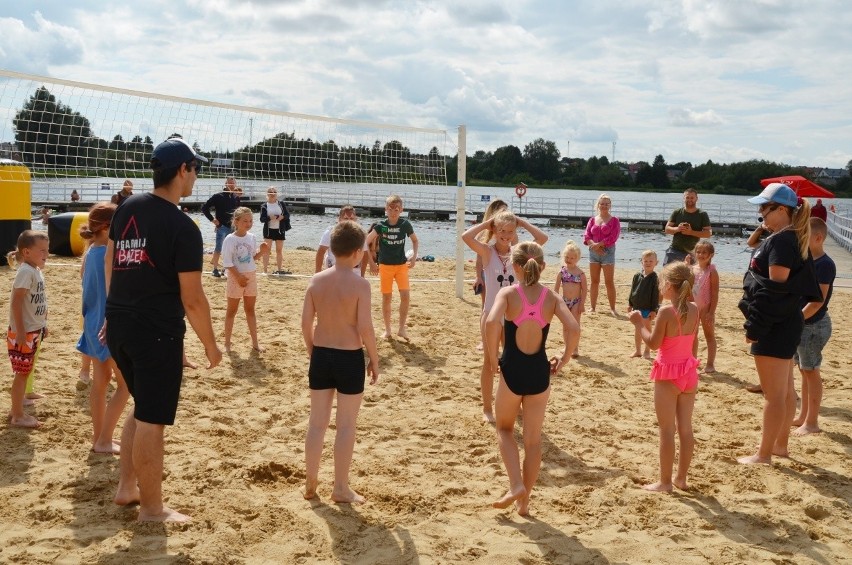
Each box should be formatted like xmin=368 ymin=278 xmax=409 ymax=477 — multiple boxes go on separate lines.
xmin=639 ymin=309 xmax=653 ymax=319
xmin=664 ymin=247 xmax=690 ymax=266
xmin=214 ymin=224 xmax=232 ymax=253
xmin=794 ymin=315 xmax=831 ymax=370
xmin=589 ymin=245 xmax=615 ymax=265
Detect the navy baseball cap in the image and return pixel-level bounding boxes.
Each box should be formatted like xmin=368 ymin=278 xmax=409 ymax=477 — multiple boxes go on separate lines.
xmin=748 ymin=183 xmax=798 ymax=207
xmin=151 ymin=138 xmax=208 ymax=170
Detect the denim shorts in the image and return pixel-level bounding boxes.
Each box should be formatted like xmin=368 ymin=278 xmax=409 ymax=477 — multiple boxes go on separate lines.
xmin=794 ymin=314 xmax=832 ymax=370
xmin=214 ymin=224 xmax=232 ymax=253
xmin=588 ymin=244 xmax=615 ymax=265
xmin=664 ymin=247 xmax=690 ymax=266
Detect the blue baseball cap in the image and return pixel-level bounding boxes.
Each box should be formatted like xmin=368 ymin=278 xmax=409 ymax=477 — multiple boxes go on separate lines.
xmin=151 ymin=138 xmax=208 ymax=170
xmin=748 ymin=183 xmax=798 ymax=207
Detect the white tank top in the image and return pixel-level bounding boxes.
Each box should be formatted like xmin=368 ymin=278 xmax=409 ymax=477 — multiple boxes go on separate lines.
xmin=483 ymin=245 xmax=515 ymax=315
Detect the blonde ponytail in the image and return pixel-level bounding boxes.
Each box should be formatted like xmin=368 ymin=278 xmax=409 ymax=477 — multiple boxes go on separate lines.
xmin=663 ymin=261 xmax=694 ymax=323
xmin=512 ymin=241 xmax=545 ymax=286
xmin=791 ymin=199 xmax=811 ymax=259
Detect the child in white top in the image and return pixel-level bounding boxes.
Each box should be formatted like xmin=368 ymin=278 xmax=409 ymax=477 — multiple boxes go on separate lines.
xmin=222 ymin=207 xmax=268 ymax=352
xmin=691 ymin=240 xmax=719 ymax=373
xmin=6 ymin=230 xmax=50 ymax=428
xmin=554 ymin=240 xmax=587 ymax=357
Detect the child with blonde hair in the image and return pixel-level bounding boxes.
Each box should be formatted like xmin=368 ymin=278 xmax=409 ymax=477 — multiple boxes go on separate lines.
xmin=486 ymin=241 xmax=579 ymax=514
xmin=77 ymin=202 xmax=130 ymax=453
xmin=628 ymin=250 xmax=660 ymax=359
xmin=6 ymin=230 xmax=50 ymax=428
xmin=221 ymin=207 xmax=269 ymax=352
xmin=463 ymin=211 xmax=548 ymax=423
xmin=554 ymin=240 xmax=586 ymax=358
xmin=629 ymin=262 xmax=699 ymax=491
xmin=692 ymin=240 xmax=719 ymax=373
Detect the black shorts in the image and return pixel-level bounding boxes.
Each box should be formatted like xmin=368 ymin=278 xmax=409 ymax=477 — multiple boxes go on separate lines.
xmin=750 ymin=312 xmax=804 ymax=359
xmin=106 ymin=314 xmax=184 ymax=425
xmin=263 ymin=225 xmax=286 ymax=241
xmin=308 ymin=346 xmax=365 ymax=395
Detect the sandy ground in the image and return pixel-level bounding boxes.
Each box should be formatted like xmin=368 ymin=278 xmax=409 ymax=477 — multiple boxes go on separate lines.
xmin=1 ymin=250 xmax=850 ymax=564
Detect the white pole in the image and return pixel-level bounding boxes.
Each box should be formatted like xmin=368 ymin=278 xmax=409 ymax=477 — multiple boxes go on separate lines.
xmin=455 ymin=125 xmax=467 ymax=298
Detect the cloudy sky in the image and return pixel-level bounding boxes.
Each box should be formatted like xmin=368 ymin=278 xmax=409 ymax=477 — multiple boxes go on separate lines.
xmin=1 ymin=0 xmax=851 ymax=167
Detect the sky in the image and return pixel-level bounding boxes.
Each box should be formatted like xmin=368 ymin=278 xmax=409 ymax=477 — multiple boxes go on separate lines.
xmin=1 ymin=0 xmax=851 ymax=168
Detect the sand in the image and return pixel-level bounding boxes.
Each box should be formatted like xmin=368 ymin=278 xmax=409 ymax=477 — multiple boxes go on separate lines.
xmin=1 ymin=250 xmax=850 ymax=564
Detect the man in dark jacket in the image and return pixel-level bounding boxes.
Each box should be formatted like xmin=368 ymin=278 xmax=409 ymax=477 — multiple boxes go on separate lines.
xmin=201 ymin=177 xmax=239 ymax=277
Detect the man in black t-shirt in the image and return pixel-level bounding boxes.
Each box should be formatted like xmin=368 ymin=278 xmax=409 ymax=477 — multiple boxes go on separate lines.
xmin=105 ymin=137 xmax=222 ymax=523
xmin=663 ymin=188 xmax=712 ymax=265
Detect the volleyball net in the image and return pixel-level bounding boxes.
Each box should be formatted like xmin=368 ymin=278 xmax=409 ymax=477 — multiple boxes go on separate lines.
xmin=0 ymin=69 xmax=451 ymax=189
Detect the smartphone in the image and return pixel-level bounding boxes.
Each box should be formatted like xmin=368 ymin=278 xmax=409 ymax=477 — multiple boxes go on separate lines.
xmin=473 ymin=283 xmax=484 ymax=295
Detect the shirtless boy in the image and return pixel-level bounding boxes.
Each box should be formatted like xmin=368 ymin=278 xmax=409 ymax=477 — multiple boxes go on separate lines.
xmin=301 ymin=221 xmax=380 ymax=504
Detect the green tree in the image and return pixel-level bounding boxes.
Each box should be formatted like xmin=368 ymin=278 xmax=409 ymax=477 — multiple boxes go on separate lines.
xmin=13 ymin=86 xmax=93 ymax=168
xmin=523 ymin=138 xmax=561 ymax=181
xmin=492 ymin=145 xmax=524 ymax=181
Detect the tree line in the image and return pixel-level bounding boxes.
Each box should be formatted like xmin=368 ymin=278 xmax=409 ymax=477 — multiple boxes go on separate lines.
xmin=11 ymin=86 xmax=850 ymax=195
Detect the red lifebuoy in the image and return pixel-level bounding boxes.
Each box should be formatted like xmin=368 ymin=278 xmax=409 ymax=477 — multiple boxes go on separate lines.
xmin=515 ymin=183 xmax=527 ymax=198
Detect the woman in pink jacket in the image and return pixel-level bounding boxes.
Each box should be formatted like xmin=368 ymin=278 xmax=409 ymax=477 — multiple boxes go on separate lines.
xmin=583 ymin=194 xmax=621 ymax=316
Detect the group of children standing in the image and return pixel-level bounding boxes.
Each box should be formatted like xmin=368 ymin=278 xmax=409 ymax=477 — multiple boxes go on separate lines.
xmin=5 ymin=191 xmax=836 ymax=517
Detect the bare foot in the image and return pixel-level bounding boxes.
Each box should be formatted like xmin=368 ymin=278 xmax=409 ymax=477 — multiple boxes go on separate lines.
xmin=641 ymin=482 xmax=673 ymax=492
xmin=397 ymin=328 xmax=409 ymax=340
xmin=25 ymin=392 xmax=45 ymax=400
xmin=492 ymin=485 xmax=526 ymax=509
xmin=223 ymin=342 xmax=231 ymax=353
xmin=381 ymin=330 xmax=392 ymax=340
xmin=114 ymin=483 xmax=141 ymax=506
xmin=673 ymin=478 xmax=689 ymax=491
xmin=745 ymin=384 xmax=763 ymax=393
xmin=703 ymin=365 xmax=716 ymax=374
xmin=78 ymin=371 xmax=92 ymax=384
xmin=738 ymin=454 xmax=772 ymax=465
xmin=476 ymin=341 xmax=484 ymax=351
xmin=331 ymin=488 xmax=365 ymax=504
xmin=303 ymin=479 xmax=318 ymax=500
xmin=138 ymin=506 xmax=191 ymax=523
xmin=22 ymin=398 xmax=36 ymax=407
xmin=642 ymin=352 xmax=652 ymax=360
xmin=771 ymin=446 xmax=790 ymax=458
xmin=793 ymin=424 xmax=821 ymax=436
xmin=10 ymin=414 xmax=42 ymax=428
xmin=182 ymin=357 xmax=198 ymax=369
xmin=252 ymin=344 xmax=264 ymax=353
xmin=482 ymin=411 xmax=495 ymax=424
xmin=515 ymin=494 xmax=531 ymax=516
xmin=571 ymin=352 xmax=579 ymax=359
xmin=630 ymin=352 xmax=642 ymax=358
xmin=92 ymin=441 xmax=121 ymax=455
xmin=610 ymin=309 xmax=618 ymax=317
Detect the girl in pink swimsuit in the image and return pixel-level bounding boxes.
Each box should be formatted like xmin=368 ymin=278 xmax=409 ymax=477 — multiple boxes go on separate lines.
xmin=692 ymin=240 xmax=719 ymax=373
xmin=629 ymin=262 xmax=699 ymax=493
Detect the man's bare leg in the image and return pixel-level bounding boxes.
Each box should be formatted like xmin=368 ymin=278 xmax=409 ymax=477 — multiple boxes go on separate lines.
xmin=381 ymin=293 xmax=393 ymax=339
xmin=304 ymin=389 xmax=334 ymax=499
xmin=114 ymin=412 xmax=140 ymax=505
xmin=330 ymin=392 xmax=365 ymax=504
xmin=492 ymin=382 xmax=526 ymax=509
xmin=134 ymin=420 xmax=189 ymax=522
xmin=397 ymin=290 xmax=410 ymax=339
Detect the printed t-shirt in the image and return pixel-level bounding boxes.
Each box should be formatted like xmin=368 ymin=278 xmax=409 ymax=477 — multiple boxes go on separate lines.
xmin=376 ymin=218 xmax=414 ymax=265
xmin=9 ymin=263 xmax=47 ymax=332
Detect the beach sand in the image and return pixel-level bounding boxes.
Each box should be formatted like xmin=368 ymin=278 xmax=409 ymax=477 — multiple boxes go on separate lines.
xmin=1 ymin=250 xmax=850 ymax=564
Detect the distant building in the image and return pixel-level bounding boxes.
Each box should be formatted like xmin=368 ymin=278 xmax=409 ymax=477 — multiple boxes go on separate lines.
xmin=0 ymin=141 xmax=17 ymax=160
xmin=815 ymin=167 xmax=849 ymax=186
xmin=211 ymin=157 xmax=233 ymax=170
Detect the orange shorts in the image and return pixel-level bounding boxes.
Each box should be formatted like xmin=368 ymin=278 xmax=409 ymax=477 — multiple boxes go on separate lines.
xmin=7 ymin=327 xmax=43 ymax=375
xmin=226 ymin=270 xmax=258 ymax=299
xmin=379 ymin=264 xmax=410 ymax=294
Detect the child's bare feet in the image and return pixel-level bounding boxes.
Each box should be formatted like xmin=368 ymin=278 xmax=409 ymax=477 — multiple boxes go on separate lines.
xmin=642 ymin=352 xmax=652 ymax=360
xmin=673 ymin=478 xmax=689 ymax=491
xmin=641 ymin=482 xmax=673 ymax=492
xmin=793 ymin=424 xmax=821 ymax=436
xmin=223 ymin=342 xmax=231 ymax=353
xmin=138 ymin=506 xmax=191 ymax=523
xmin=23 ymin=392 xmax=45 ymax=406
xmin=182 ymin=356 xmax=198 ymax=369
xmin=476 ymin=341 xmax=484 ymax=351
xmin=331 ymin=487 xmax=365 ymax=504
xmin=303 ymin=479 xmax=318 ymax=500
xmin=482 ymin=411 xmax=495 ymax=424
xmin=10 ymin=414 xmax=42 ymax=428
xmin=78 ymin=371 xmax=91 ymax=384
xmin=381 ymin=329 xmax=392 ymax=340
xmin=737 ymin=454 xmax=772 ymax=465
xmin=92 ymin=441 xmax=121 ymax=455
xmin=492 ymin=485 xmax=526 ymax=509
xmin=114 ymin=484 xmax=141 ymax=506
xmin=252 ymin=344 xmax=264 ymax=353
xmin=703 ymin=365 xmax=716 ymax=374
xmin=610 ymin=309 xmax=618 ymax=318
xmin=630 ymin=351 xmax=642 ymax=358
xmin=397 ymin=328 xmax=409 ymax=340
xmin=515 ymin=494 xmax=531 ymax=516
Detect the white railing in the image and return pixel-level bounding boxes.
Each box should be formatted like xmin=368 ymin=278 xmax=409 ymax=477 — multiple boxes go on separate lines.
xmin=827 ymin=210 xmax=852 ymax=253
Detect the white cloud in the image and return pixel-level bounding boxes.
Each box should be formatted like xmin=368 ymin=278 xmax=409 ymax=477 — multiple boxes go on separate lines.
xmin=668 ymin=108 xmax=724 ymax=127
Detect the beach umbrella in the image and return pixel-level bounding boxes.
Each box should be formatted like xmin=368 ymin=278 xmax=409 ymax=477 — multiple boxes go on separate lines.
xmin=759 ymin=175 xmax=834 ymax=198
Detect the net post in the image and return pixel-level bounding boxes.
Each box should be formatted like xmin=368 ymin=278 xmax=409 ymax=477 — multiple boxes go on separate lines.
xmin=455 ymin=125 xmax=467 ymax=298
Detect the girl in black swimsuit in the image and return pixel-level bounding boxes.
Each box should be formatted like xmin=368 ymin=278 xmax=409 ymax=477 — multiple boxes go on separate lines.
xmin=484 ymin=242 xmax=580 ymax=516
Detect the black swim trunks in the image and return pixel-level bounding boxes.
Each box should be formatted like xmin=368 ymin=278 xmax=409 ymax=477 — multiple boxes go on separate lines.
xmin=308 ymin=346 xmax=366 ymax=394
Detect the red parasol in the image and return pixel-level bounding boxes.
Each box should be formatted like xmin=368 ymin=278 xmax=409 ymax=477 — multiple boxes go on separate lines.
xmin=759 ymin=175 xmax=834 ymax=198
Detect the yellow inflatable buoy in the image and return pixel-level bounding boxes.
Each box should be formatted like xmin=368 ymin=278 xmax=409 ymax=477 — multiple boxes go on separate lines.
xmin=0 ymin=159 xmax=31 ymax=266
xmin=47 ymin=212 xmax=89 ymax=257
